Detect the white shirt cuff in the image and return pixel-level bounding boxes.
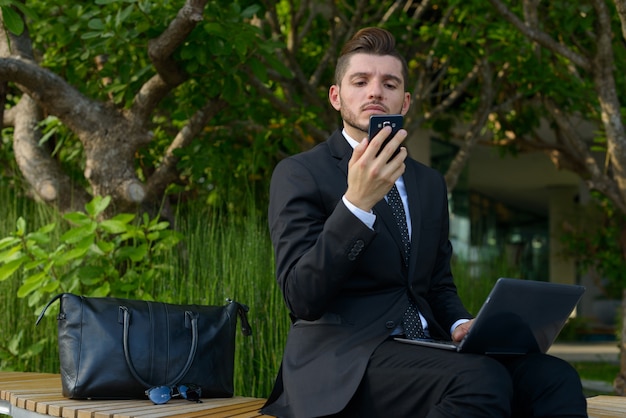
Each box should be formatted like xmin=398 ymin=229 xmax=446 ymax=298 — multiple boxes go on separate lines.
xmin=342 ymin=195 xmax=376 ymax=230
xmin=451 ymin=318 xmax=470 ymax=335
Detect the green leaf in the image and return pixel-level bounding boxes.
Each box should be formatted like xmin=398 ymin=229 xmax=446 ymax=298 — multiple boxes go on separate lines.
xmin=88 ymin=282 xmax=111 ymax=297
xmin=26 ymin=231 xmax=51 ymax=245
xmin=116 ymin=245 xmax=147 ymax=262
xmin=116 ymin=5 xmax=134 ymax=27
xmin=262 ymin=52 xmax=293 ymax=78
xmin=146 ymin=231 xmax=160 ymax=241
xmin=86 ymin=196 xmax=111 ymax=217
xmin=95 ymin=240 xmax=115 ymax=254
xmin=0 ymin=245 xmax=22 ymax=262
xmin=16 ymin=217 xmax=26 ymax=236
xmin=37 ymin=223 xmax=57 ymax=234
xmin=248 ymin=56 xmax=268 ymax=82
xmin=87 ymin=18 xmax=105 ymax=30
xmin=41 ymin=280 xmax=60 ymax=294
xmin=7 ymin=330 xmax=22 ymax=355
xmin=0 ymin=257 xmax=25 ymax=281
xmin=17 ymin=272 xmax=47 ymax=297
xmin=1 ymin=5 xmax=24 ymax=35
xmin=241 ymin=5 xmax=261 ymax=19
xmin=54 ymin=246 xmax=90 ymax=266
xmin=60 ymin=223 xmax=97 ymax=244
xmin=80 ymin=32 xmax=102 ymax=40
xmin=64 ymin=212 xmax=91 ymax=226
xmin=110 ymin=213 xmax=135 ymax=224
xmin=76 ymin=266 xmax=105 ymax=285
xmin=22 ymin=270 xmax=47 ymax=286
xmin=100 ymin=220 xmax=130 ymax=234
xmin=0 ymin=237 xmax=20 ymax=251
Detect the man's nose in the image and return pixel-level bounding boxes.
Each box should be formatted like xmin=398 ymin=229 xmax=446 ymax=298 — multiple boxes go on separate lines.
xmin=368 ymin=82 xmax=383 ymax=99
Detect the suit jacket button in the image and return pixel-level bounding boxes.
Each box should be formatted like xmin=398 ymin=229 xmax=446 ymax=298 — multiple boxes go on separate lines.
xmin=385 ymin=321 xmax=395 ymax=329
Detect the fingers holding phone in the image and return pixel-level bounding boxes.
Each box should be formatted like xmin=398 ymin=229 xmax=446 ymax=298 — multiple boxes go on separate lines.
xmin=368 ymin=114 xmax=406 ymax=161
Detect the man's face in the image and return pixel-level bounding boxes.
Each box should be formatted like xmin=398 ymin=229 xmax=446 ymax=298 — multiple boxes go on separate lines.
xmin=329 ymin=53 xmax=411 ymax=141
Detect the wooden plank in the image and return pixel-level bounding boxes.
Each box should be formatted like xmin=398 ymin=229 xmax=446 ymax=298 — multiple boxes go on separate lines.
xmin=587 ymin=395 xmax=626 ymax=418
xmin=34 ymin=396 xmax=74 ymax=415
xmin=167 ymin=399 xmax=266 ymax=418
xmin=0 ymin=374 xmax=61 ymax=401
xmin=68 ymin=399 xmax=152 ymax=418
xmin=102 ymin=397 xmax=262 ymax=418
xmin=75 ymin=399 xmax=158 ymax=418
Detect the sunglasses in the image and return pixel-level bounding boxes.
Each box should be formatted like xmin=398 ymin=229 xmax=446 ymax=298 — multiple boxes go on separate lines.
xmin=145 ymin=383 xmax=202 ymax=404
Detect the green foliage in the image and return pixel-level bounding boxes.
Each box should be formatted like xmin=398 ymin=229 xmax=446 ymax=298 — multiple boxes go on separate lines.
xmin=0 ymin=195 xmax=183 ymax=309
xmin=560 ymin=193 xmax=626 ymax=299
xmin=2 ymin=0 xmax=291 ymax=213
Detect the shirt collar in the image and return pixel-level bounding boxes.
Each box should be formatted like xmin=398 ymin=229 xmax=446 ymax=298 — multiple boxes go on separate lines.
xmin=342 ymin=128 xmax=360 ymax=149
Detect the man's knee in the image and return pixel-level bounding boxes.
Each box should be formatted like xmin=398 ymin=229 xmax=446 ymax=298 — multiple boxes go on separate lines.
xmin=507 ymin=354 xmax=587 ymax=417
xmin=431 ymin=356 xmax=513 ymax=417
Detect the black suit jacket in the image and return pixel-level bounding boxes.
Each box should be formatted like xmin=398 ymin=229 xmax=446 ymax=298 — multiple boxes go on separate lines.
xmin=262 ymin=130 xmax=472 ymax=417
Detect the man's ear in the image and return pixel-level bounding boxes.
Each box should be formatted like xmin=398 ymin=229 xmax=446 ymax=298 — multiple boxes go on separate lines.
xmin=400 ymin=92 xmax=411 ymax=115
xmin=328 ymin=85 xmax=341 ymax=111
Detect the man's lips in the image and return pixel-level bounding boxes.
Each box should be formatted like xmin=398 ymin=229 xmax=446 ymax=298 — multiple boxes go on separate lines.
xmin=362 ymin=104 xmax=387 ymax=113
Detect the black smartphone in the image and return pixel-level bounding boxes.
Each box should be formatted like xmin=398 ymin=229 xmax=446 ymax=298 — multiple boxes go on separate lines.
xmin=369 ymin=114 xmax=404 ymax=158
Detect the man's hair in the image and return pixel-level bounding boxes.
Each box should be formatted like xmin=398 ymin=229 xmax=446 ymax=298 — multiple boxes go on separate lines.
xmin=334 ymin=27 xmax=409 ymax=87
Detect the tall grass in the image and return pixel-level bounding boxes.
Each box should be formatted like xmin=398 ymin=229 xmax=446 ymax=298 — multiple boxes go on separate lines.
xmin=155 ymin=201 xmax=290 ymax=397
xmin=0 ymin=186 xmax=61 ymax=374
xmin=0 ymin=186 xmax=516 ymax=398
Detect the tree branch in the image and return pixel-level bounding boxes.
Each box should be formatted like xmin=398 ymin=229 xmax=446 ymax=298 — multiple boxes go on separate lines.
xmin=444 ymin=59 xmax=495 ymax=192
xmin=12 ymin=95 xmax=91 ymax=211
xmin=544 ymin=97 xmax=626 ymax=213
xmin=487 ymin=0 xmax=592 ymax=72
xmin=145 ymin=98 xmax=227 ymax=201
xmin=131 ymin=0 xmax=208 ymax=123
xmin=0 ymin=57 xmax=106 ymax=136
xmin=590 ymin=0 xmax=626 ymax=206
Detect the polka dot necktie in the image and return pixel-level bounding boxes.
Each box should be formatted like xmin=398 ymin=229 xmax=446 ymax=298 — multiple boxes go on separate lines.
xmin=387 ymin=184 xmax=426 ymax=340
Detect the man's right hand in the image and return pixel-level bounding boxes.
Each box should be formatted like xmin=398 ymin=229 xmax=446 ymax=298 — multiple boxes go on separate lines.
xmin=344 ymin=126 xmax=408 ymax=212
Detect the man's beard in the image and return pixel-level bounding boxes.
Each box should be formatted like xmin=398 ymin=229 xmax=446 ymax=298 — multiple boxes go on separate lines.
xmin=339 ymin=107 xmax=368 ymax=136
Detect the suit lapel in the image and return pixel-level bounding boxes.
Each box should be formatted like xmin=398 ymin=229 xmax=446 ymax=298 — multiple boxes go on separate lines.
xmin=404 ymin=161 xmax=421 ymax=277
xmin=328 ymin=130 xmax=352 ymax=178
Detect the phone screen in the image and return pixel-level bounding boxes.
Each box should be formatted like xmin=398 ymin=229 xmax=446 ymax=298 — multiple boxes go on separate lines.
xmin=369 ymin=114 xmax=404 ymax=158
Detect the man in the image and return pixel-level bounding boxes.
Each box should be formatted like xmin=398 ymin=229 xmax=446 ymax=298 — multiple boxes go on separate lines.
xmin=262 ymin=27 xmax=586 ymax=418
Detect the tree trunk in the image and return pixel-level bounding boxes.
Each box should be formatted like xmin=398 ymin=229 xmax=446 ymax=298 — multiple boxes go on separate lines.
xmin=614 ymin=288 xmax=626 ymax=395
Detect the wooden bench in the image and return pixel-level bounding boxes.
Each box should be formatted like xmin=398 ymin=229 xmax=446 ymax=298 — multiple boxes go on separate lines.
xmin=2 ymin=371 xmax=625 ymax=417
xmin=0 ymin=372 xmax=270 ymax=418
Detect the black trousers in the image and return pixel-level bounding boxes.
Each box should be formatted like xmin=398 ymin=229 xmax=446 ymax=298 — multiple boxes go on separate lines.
xmin=328 ymin=339 xmax=587 ymax=418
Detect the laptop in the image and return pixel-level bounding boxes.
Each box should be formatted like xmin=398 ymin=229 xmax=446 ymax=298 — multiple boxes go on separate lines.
xmin=395 ymin=277 xmax=585 ymax=355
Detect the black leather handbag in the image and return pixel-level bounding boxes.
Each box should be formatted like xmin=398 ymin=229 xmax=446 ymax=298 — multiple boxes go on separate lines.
xmin=36 ymin=293 xmax=251 ymax=400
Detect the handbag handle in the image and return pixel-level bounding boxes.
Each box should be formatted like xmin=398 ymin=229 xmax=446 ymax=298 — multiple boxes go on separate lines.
xmin=119 ymin=305 xmax=199 ymax=388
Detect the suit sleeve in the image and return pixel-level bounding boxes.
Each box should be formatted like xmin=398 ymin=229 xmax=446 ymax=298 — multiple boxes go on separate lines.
xmin=268 ymin=157 xmax=376 ymax=321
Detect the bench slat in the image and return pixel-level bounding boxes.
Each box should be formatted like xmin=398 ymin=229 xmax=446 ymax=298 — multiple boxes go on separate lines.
xmin=587 ymin=395 xmax=626 ymax=418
